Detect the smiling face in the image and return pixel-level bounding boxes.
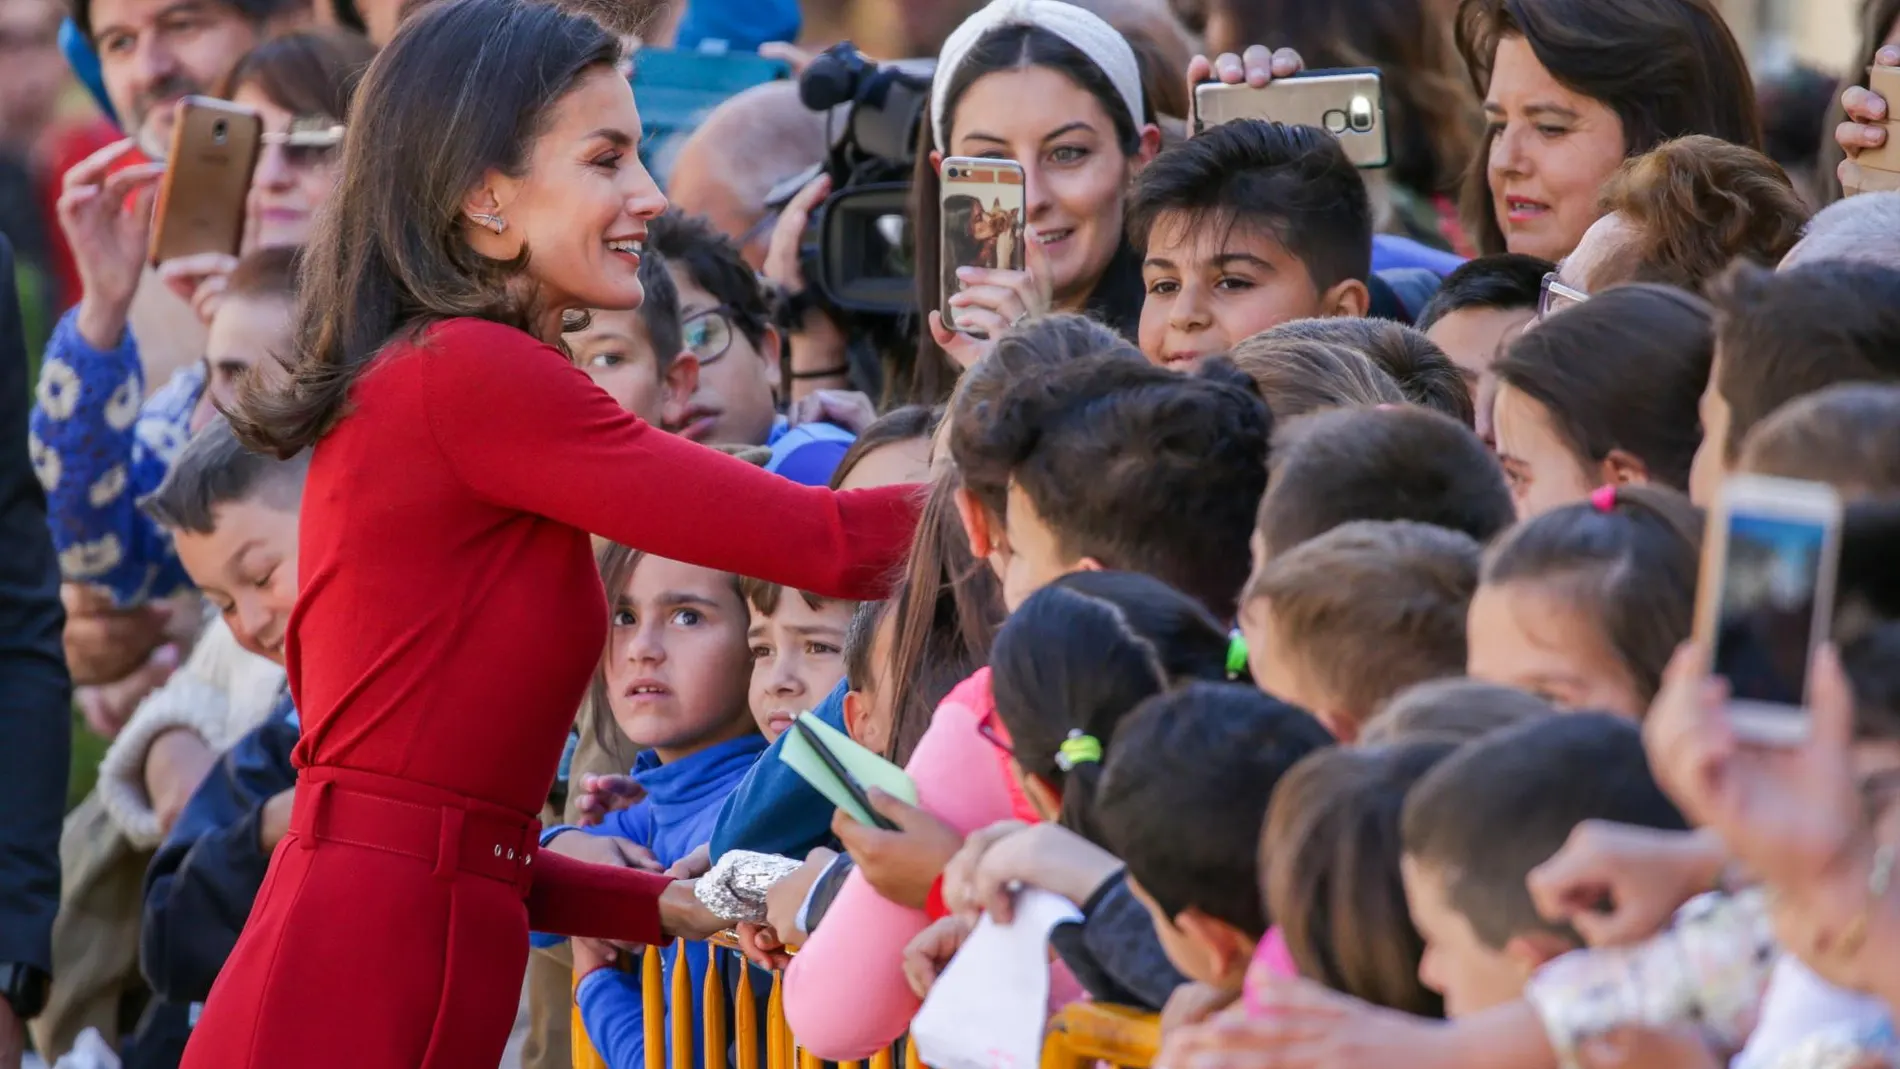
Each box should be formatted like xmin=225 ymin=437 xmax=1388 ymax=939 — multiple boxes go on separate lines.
xmin=235 ymin=85 xmax=342 ymax=250
xmin=946 ymin=64 xmax=1154 ymax=310
xmin=1138 ymin=212 xmax=1331 ymax=372
xmin=470 ymin=66 xmax=667 ymax=325
xmin=1466 ymin=579 xmax=1645 ymax=717
xmin=747 ymin=592 xmax=852 ymax=741
xmin=1483 ymin=35 xmax=1627 ymax=262
xmin=173 ymin=497 xmax=299 ymax=663
xmin=603 ymin=554 xmax=755 ymax=763
xmin=91 ymin=0 xmax=258 ymax=158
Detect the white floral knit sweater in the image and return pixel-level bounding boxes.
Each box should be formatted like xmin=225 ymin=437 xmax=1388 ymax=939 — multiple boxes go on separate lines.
xmin=97 ymin=616 xmax=286 ymax=848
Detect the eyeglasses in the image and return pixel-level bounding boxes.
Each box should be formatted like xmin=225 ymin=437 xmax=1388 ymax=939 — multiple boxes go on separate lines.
xmin=261 ymin=117 xmax=344 ymax=170
xmin=682 ymin=307 xmax=735 ymax=364
xmin=1538 ymin=272 xmax=1589 ymax=319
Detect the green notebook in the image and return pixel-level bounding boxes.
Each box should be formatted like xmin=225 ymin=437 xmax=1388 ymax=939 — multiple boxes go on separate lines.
xmin=778 ymin=713 xmax=919 ymax=828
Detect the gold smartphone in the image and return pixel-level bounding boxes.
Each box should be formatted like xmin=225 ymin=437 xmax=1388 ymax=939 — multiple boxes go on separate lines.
xmin=149 ymin=96 xmax=262 ymax=265
xmin=1193 ymin=68 xmax=1389 ymax=169
xmin=939 ymin=156 xmax=1027 ymax=339
xmin=1693 ymin=474 xmax=1844 ymax=746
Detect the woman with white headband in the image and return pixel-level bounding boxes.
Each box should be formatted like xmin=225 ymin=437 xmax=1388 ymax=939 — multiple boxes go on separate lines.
xmin=899 ymin=0 xmax=1163 ymax=403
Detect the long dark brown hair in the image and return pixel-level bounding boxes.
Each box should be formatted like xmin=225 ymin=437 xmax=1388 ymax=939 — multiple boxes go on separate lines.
xmin=1454 ymin=0 xmax=1761 ymax=255
xmin=219 ymin=27 xmax=376 ymax=120
xmin=227 ymin=0 xmax=620 ymax=457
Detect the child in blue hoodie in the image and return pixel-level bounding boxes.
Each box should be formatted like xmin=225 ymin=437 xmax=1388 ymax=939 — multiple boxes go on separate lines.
xmin=538 ymin=542 xmax=768 ymax=1069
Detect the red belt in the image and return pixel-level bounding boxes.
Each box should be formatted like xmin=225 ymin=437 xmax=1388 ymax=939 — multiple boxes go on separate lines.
xmin=290 ymin=771 xmax=540 ymax=893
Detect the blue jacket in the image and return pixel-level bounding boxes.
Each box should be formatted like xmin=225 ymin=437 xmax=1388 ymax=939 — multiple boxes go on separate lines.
xmin=673 ymin=0 xmax=800 ymax=53
xmin=557 ymin=733 xmax=771 ymax=1069
xmin=1371 ymin=233 xmax=1466 ymax=277
xmin=709 ymin=678 xmax=848 ymax=861
xmin=764 ymin=417 xmax=854 ymax=488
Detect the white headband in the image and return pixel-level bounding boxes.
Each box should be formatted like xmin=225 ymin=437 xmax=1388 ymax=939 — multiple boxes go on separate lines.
xmin=929 ymin=0 xmax=1145 ymax=155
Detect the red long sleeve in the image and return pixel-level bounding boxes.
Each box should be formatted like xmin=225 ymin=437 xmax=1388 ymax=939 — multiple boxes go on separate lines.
xmin=527 ymin=849 xmax=670 ymax=945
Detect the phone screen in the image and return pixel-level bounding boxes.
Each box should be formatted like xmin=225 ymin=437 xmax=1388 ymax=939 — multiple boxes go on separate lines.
xmin=1711 ymin=511 xmax=1829 ymax=707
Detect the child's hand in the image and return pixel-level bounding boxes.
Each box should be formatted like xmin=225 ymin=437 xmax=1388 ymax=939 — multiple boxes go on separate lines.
xmin=789 ymin=390 xmax=878 ymax=434
xmin=736 ymin=922 xmax=794 ymax=971
xmin=765 ymin=847 xmax=838 ymax=944
xmin=667 ymin=843 xmax=713 ymax=879
xmin=1528 ymin=823 xmax=1728 ymax=947
xmin=1161 ymin=982 xmax=1240 ymax=1034
xmin=832 ymin=789 xmax=963 ymax=910
xmin=545 ymin=830 xmax=662 ymax=872
xmin=572 ymin=936 xmax=619 ymax=979
xmin=573 ymin=773 xmax=643 ymax=826
xmin=1575 ymin=1026 xmax=1722 ymax=1069
xmin=942 ymin=822 xmax=1122 ymax=923
xmin=1157 ymin=978 xmax=1452 ymax=1069
xmin=902 ymin=914 xmax=975 ymax=998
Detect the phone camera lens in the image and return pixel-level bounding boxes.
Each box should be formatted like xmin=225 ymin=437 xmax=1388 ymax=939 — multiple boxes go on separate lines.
xmin=212 ymin=119 xmax=229 ymax=144
xmin=947 ymin=167 xmax=959 ymax=178
xmin=1322 ymin=109 xmax=1349 ymax=134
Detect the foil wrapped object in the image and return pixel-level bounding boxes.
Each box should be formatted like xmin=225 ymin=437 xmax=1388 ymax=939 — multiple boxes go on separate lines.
xmin=695 ymin=850 xmax=805 ymax=923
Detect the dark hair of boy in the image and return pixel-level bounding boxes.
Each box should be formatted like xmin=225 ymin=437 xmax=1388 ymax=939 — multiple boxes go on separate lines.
xmin=1125 ymin=119 xmax=1373 ymax=293
xmin=645 ymin=209 xmax=773 ymax=350
xmin=992 ymin=571 xmax=1231 ymax=843
xmin=1415 ymin=254 xmax=1554 ymax=332
xmin=842 ymin=598 xmax=889 ymax=694
xmin=1710 ymin=260 xmax=1900 ymax=463
xmin=1361 ymin=678 xmax=1555 ymax=746
xmin=1261 ymin=318 xmax=1475 ymax=427
xmin=1096 ymin=681 xmax=1335 ymax=939
xmin=1248 ymin=520 xmax=1481 ymax=723
xmin=1401 ymin=713 xmax=1689 ymax=949
xmin=1494 ymin=283 xmax=1712 ymax=493
xmin=634 ymin=249 xmax=684 ymax=374
xmin=1262 ymin=740 xmax=1457 ymax=1017
xmin=1258 ymin=406 xmax=1513 ymax=559
xmin=1741 ymin=384 xmax=1900 ymax=503
xmin=955 ymin=323 xmax=1274 ymax=622
xmin=737 ymin=574 xmax=828 ymax=618
xmin=143 ymin=419 xmax=309 ymax=534
xmin=829 ymin=404 xmax=946 ymax=491
xmin=1227 ymin=337 xmax=1406 ymax=423
xmin=881 ymin=466 xmax=1007 ymax=764
xmin=225 ymin=245 xmax=304 ymax=304
xmin=1482 ymin=485 xmax=1702 ymax=708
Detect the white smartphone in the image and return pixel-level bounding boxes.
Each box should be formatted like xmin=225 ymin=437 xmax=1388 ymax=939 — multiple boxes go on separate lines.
xmin=1696 ymin=474 xmax=1844 ymax=745
xmin=1193 ymin=68 xmax=1389 ymax=168
xmin=939 ymin=156 xmax=1027 ymax=338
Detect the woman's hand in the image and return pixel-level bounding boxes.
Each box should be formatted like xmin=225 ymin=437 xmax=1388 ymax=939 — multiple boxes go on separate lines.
xmin=157 ymin=252 xmax=240 ymax=325
xmin=831 ymin=789 xmax=963 ymax=910
xmin=573 ymin=772 xmax=643 ymax=826
xmin=942 ymin=821 xmax=1122 ymax=923
xmin=1527 ymin=822 xmax=1728 ymax=947
xmin=931 ymin=226 xmax=1055 ymax=371
xmin=765 ymin=847 xmax=838 ymax=944
xmin=659 ymin=879 xmax=730 ymax=941
xmin=1184 ymin=46 xmax=1305 ymax=129
xmin=1838 ymin=46 xmax=1900 ymax=192
xmin=59 ymin=138 xmax=167 ymax=351
xmin=902 ymin=914 xmax=975 ymax=998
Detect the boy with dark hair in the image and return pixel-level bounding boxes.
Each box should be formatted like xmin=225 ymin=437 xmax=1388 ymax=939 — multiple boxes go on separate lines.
xmin=1095 ymin=681 xmax=1333 ymax=994
xmin=1241 ymin=520 xmax=1480 ymax=740
xmin=646 ymin=210 xmax=854 ymax=485
xmin=1416 ymin=254 xmax=1551 ymax=444
xmin=566 ymin=251 xmax=699 ymax=428
xmin=1127 ymin=120 xmax=1373 ymax=372
xmin=952 ymin=339 xmax=1272 ymax=621
xmin=1692 ymin=260 xmax=1900 ymax=506
xmin=1399 ymin=713 xmax=1688 ymax=1016
xmin=1255 ymin=405 xmax=1514 ymax=561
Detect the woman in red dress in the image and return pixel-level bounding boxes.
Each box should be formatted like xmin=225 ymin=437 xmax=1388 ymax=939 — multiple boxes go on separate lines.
xmin=179 ymin=1 xmax=919 ymax=1065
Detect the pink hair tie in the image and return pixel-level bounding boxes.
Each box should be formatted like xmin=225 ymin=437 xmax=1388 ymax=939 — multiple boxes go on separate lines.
xmin=1591 ymin=485 xmax=1618 ymax=513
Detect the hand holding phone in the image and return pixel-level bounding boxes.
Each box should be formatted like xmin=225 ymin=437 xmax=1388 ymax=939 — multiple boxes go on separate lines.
xmin=149 ymin=97 xmax=262 ymax=266
xmin=939 ymin=157 xmax=1030 ymax=342
xmin=778 ymin=712 xmax=917 ymax=827
xmin=1193 ymin=68 xmax=1389 ymax=168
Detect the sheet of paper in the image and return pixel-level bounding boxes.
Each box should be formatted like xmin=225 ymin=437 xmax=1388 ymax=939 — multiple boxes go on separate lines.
xmin=910 ymin=889 xmax=1084 ymax=1069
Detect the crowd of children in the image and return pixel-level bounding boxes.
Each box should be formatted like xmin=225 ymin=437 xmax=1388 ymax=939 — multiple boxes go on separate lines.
xmin=24 ymin=0 xmax=1900 ymax=1064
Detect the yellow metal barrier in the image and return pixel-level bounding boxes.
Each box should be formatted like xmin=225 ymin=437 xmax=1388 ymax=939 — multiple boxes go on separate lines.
xmin=572 ymin=941 xmax=1160 ymax=1069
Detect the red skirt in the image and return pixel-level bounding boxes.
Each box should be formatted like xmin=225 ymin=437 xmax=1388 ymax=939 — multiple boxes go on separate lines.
xmin=182 ymin=765 xmax=575 ymax=1068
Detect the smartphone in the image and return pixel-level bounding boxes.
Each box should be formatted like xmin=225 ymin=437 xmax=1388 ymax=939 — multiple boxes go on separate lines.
xmin=939 ymin=157 xmax=1027 ymax=339
xmin=1193 ymin=68 xmax=1389 ymax=169
xmin=149 ymin=97 xmax=262 ymax=265
xmin=778 ymin=712 xmax=918 ymax=829
xmin=1695 ymin=474 xmax=1844 ymax=745
xmin=1856 ymin=66 xmax=1900 ymax=174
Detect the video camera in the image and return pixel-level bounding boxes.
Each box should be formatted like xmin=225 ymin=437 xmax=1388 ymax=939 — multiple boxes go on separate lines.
xmin=771 ymin=43 xmax=934 ymax=383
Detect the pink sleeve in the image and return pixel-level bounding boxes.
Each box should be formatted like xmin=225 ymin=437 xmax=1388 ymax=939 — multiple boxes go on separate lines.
xmin=783 ymin=672 xmax=1020 ymax=1059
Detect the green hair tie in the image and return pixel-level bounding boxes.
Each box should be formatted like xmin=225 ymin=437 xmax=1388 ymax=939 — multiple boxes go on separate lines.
xmin=1055 ymin=730 xmax=1104 ymax=771
xmin=1227 ymin=632 xmax=1249 ymax=679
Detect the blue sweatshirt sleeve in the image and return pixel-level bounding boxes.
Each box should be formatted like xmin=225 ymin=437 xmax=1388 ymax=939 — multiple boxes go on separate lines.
xmin=710 ymin=679 xmax=848 ymax=861
xmin=577 ymin=966 xmax=648 ymax=1069
xmin=30 ymin=307 xmax=196 ymax=606
xmin=673 ymin=0 xmax=800 ymax=51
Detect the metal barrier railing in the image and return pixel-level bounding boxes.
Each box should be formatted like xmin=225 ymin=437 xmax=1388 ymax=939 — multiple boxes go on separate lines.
xmin=572 ymin=938 xmax=1160 ymax=1069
